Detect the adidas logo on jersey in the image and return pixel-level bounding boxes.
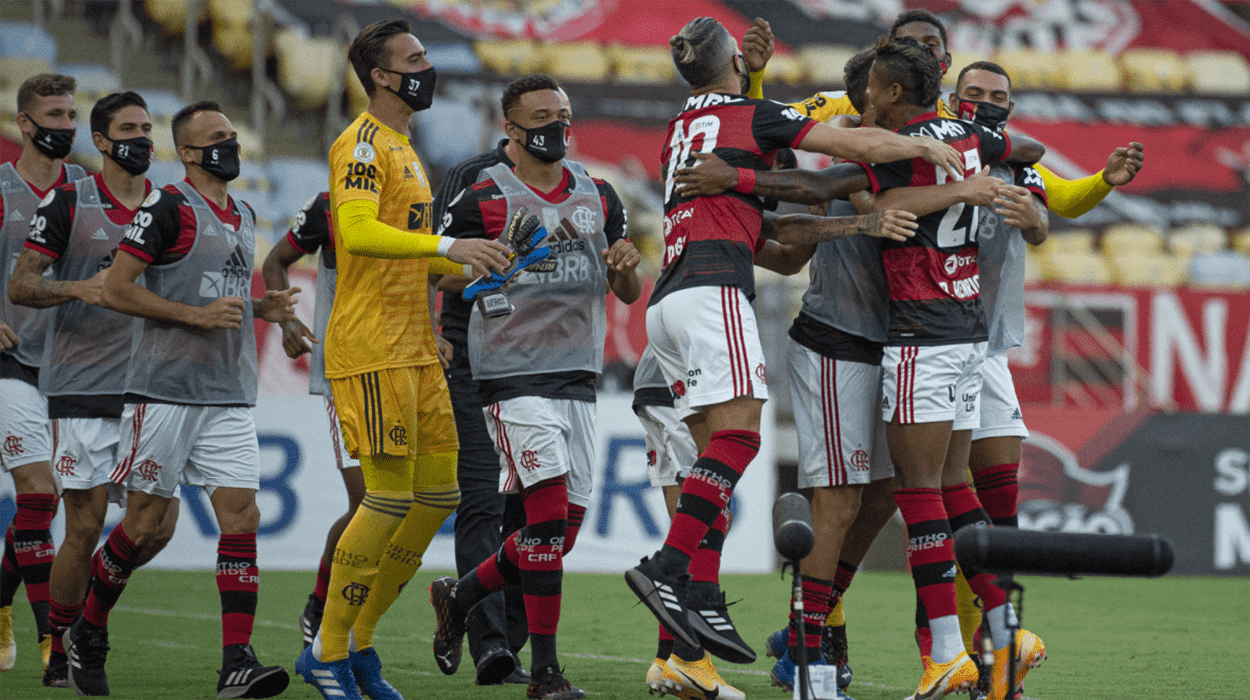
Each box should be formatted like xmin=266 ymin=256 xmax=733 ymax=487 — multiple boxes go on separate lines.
xmin=1011 ymin=407 xmax=1022 ymax=420
xmin=91 ymin=228 xmax=110 ymax=241
xmin=8 ymin=208 xmax=25 ymax=221
xmin=402 ymin=165 xmax=414 ymax=179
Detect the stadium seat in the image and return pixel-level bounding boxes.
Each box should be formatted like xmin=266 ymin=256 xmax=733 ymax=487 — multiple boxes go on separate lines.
xmin=1234 ymin=228 xmax=1250 ymax=257
xmin=607 ymin=44 xmax=676 ymax=84
xmin=1040 ymin=250 xmax=1112 ymax=284
xmin=539 ymin=41 xmax=609 ymax=82
xmin=1168 ymin=224 xmax=1227 ymax=258
xmin=58 ymin=63 xmax=121 ymax=100
xmin=994 ymin=49 xmax=1063 ymax=90
xmin=0 ymin=57 xmax=53 ymax=90
xmin=1186 ymin=50 xmax=1250 ymax=95
xmin=800 ymin=45 xmax=859 ymax=87
xmin=766 ymin=54 xmax=807 ymax=86
xmin=1188 ymin=251 xmax=1250 ymax=288
xmin=144 ymin=0 xmax=202 ymax=36
xmin=1058 ymin=50 xmax=1121 ymax=91
xmin=1101 ymin=222 xmax=1164 ymax=257
xmin=151 ymin=124 xmax=178 ymax=162
xmin=346 ymin=63 xmax=368 ymax=115
xmin=1039 ymin=229 xmax=1095 ymax=255
xmin=0 ymin=22 xmax=58 ymax=64
xmin=266 ymin=157 xmax=330 ymax=221
xmin=474 ymin=39 xmax=545 ymax=76
xmin=1107 ymin=252 xmax=1186 ymax=286
xmin=276 ymin=29 xmax=345 ymax=109
xmin=209 ymin=0 xmax=255 ymax=71
xmin=235 ymin=123 xmax=264 ymax=161
xmin=1119 ymin=48 xmax=1190 ymax=93
xmin=140 ymin=89 xmax=184 ymax=121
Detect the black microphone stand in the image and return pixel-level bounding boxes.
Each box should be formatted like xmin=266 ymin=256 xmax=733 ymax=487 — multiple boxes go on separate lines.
xmin=784 ymin=558 xmax=810 ymax=700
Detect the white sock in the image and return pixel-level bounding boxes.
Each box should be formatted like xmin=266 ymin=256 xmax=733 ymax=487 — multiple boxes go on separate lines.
xmin=987 ymin=603 xmax=1011 ymax=651
xmin=929 ymin=615 xmax=964 ymax=664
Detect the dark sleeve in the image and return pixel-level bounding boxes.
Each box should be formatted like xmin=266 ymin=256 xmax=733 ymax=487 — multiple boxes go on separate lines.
xmin=1014 ymin=166 xmax=1048 ymax=208
xmin=436 ymin=186 xmax=487 ymax=241
xmin=855 ymin=158 xmax=915 ymax=194
xmin=597 ymin=180 xmax=628 ymax=245
xmin=24 ymin=185 xmax=76 ymax=261
xmin=752 ymin=100 xmax=820 ymax=152
xmin=973 ymin=123 xmax=1011 ymax=165
xmin=118 ymin=188 xmax=184 ymax=263
xmin=433 ymin=158 xmax=485 ymax=234
xmin=287 ymin=192 xmax=331 ymax=254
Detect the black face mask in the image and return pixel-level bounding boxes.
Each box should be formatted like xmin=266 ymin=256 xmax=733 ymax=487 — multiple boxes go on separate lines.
xmin=186 ymin=138 xmax=241 ymax=182
xmin=103 ymin=135 xmax=153 ymax=176
xmin=381 ymin=66 xmax=437 ymax=112
xmin=510 ymin=119 xmax=569 ymax=163
xmin=958 ymin=99 xmax=1010 ymax=132
xmin=25 ymin=116 xmax=75 ymax=160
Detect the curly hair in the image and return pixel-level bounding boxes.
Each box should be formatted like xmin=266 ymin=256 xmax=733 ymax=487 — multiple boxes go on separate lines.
xmin=501 ymin=74 xmax=562 ymax=118
xmin=871 ymin=36 xmax=942 ymax=109
xmin=890 ymin=9 xmax=948 ymax=50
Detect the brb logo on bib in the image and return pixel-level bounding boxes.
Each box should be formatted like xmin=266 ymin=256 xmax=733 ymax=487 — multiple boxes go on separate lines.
xmin=199 ymin=247 xmax=252 ymax=298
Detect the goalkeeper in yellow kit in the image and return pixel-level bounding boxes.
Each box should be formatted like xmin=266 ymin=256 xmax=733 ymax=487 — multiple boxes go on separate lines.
xmin=294 ymin=19 xmax=513 ymax=700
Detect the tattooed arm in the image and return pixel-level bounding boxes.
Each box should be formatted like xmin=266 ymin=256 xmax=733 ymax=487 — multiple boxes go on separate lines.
xmin=674 ymin=153 xmax=873 ymax=205
xmin=761 ymin=208 xmax=918 ymax=245
xmin=8 ymin=247 xmax=106 ymax=309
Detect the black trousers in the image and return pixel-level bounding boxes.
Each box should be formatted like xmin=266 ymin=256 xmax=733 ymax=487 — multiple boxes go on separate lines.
xmin=446 ymin=341 xmax=528 ymax=660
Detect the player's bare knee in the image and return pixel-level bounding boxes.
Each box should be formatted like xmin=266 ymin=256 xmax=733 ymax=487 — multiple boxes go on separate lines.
xmin=209 ymin=487 xmax=261 ymax=534
xmin=122 ymin=495 xmax=171 ymax=547
xmin=10 ymin=461 xmax=57 ymax=494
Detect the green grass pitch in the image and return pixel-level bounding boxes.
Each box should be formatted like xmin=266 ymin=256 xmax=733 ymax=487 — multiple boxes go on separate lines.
xmin=4 ymin=569 xmax=1245 ymax=699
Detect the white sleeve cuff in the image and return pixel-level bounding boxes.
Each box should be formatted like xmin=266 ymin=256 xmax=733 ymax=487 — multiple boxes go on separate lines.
xmin=436 ymin=236 xmax=455 ymax=256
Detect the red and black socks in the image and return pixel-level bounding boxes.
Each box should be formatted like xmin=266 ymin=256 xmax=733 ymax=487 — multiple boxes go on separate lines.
xmin=972 ymin=463 xmax=1020 ymax=528
xmin=83 ymin=525 xmax=142 ymax=627
xmin=217 ymin=533 xmax=259 ymax=648
xmin=13 ymin=493 xmax=56 ymax=638
xmin=518 ymin=477 xmax=568 ymax=672
xmin=894 ymin=488 xmax=961 ymax=664
xmin=48 ymin=599 xmax=83 ymax=656
xmin=659 ymin=430 xmax=759 ymax=576
xmin=788 ymin=575 xmax=833 ymax=663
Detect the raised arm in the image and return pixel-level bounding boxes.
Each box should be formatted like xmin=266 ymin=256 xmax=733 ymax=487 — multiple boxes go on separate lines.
xmin=1004 ymin=132 xmax=1045 ymax=165
xmin=335 ymin=199 xmax=510 ymax=276
xmin=798 ymin=122 xmax=964 ymax=180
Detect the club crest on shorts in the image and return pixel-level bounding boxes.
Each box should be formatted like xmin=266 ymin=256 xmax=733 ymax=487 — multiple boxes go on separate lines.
xmin=851 ymin=450 xmax=869 ymax=471
xmin=3 ymin=435 xmax=23 ymax=456
xmin=135 ymin=459 xmax=162 ymax=482
xmin=56 ymin=454 xmax=77 ymax=476
xmin=519 ymin=449 xmax=541 ymax=471
xmin=389 ymin=424 xmax=407 ymax=446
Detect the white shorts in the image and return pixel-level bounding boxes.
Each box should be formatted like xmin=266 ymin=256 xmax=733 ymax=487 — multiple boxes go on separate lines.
xmin=788 ymin=341 xmax=893 ymax=487
xmin=645 ymin=286 xmax=769 ymax=418
xmin=323 ymin=394 xmax=361 ymax=470
xmin=972 ymin=353 xmax=1029 ymax=441
xmin=110 ymin=403 xmax=260 ymax=498
xmin=882 ymin=342 xmax=987 ymax=430
xmin=0 ymin=378 xmax=51 ymax=470
xmin=483 ymin=396 xmax=595 ymax=509
xmin=51 ymin=417 xmax=127 ymax=503
xmin=635 ymin=404 xmax=698 ymax=488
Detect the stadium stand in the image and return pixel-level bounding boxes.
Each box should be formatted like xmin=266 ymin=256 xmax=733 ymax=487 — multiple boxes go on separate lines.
xmin=799 ymin=44 xmax=858 ymax=86
xmin=1059 ymin=49 xmax=1123 ymax=91
xmin=275 ymin=28 xmax=345 ymax=109
xmin=143 ymin=0 xmax=202 ymax=36
xmin=1169 ymin=223 xmax=1229 ymax=258
xmin=1188 ymin=251 xmax=1250 ymax=288
xmin=539 ymin=41 xmax=611 ymax=82
xmin=474 ymin=38 xmax=546 ymax=76
xmin=1119 ymin=48 xmax=1190 ymax=93
xmin=1101 ymin=222 xmax=1166 ymax=257
xmin=0 ymin=21 xmax=58 ymax=64
xmin=995 ymin=48 xmax=1064 ymax=90
xmin=0 ymin=56 xmax=53 ymax=90
xmin=1041 ymin=250 xmax=1114 ymax=284
xmin=1107 ymin=250 xmax=1187 ymax=286
xmin=605 ymin=43 xmax=677 ymax=83
xmin=209 ymin=0 xmax=257 ymax=71
xmin=1186 ymin=50 xmax=1250 ymax=94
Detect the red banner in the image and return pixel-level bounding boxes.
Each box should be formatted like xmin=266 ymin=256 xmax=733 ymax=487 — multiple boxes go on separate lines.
xmin=1013 ymin=284 xmax=1250 ymax=413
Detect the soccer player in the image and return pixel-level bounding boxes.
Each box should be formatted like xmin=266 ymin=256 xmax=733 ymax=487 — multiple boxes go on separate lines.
xmin=259 ymin=191 xmax=371 ymax=654
xmin=294 ymin=19 xmax=512 ymax=700
xmin=0 ymin=72 xmax=85 ymax=675
xmin=63 ymin=100 xmax=296 ymax=698
xmin=425 ymin=87 xmax=576 ymax=688
xmin=625 ymin=16 xmax=960 ymax=669
xmin=8 ymin=91 xmax=181 ymax=689
xmin=428 ymin=73 xmax=641 ymax=700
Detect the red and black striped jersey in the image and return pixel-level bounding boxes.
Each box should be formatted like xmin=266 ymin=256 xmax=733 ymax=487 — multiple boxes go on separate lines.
xmin=652 ymin=93 xmax=817 ymax=306
xmin=856 ymin=112 xmax=1012 ymax=346
xmin=24 ymin=173 xmax=150 ymax=260
xmin=118 ymin=179 xmax=255 ymax=265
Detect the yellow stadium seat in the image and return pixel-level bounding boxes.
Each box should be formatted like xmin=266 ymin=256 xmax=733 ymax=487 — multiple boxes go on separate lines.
xmin=1107 ymin=252 xmax=1187 ymax=286
xmin=1058 ymin=50 xmax=1121 ymax=91
xmin=0 ymin=57 xmax=53 ymax=90
xmin=474 ymin=39 xmax=545 ymax=76
xmin=1101 ymin=223 xmax=1164 ymax=257
xmin=1040 ymin=250 xmax=1112 ymax=284
xmin=345 ymin=63 xmax=368 ymax=115
xmin=235 ymin=123 xmax=263 ymax=161
xmin=151 ymin=124 xmax=178 ymax=162
xmin=539 ymin=41 xmax=609 ymax=82
xmin=1186 ymin=50 xmax=1250 ymax=95
xmin=1169 ymin=224 xmax=1227 ymax=258
xmin=1232 ymin=228 xmax=1250 ymax=257
xmin=994 ymin=49 xmax=1063 ymax=90
xmin=144 ymin=0 xmax=203 ymax=36
xmin=1119 ymin=48 xmax=1189 ymax=93
xmin=209 ymin=0 xmax=256 ymax=71
xmin=942 ymin=51 xmax=978 ymax=88
xmin=1039 ymin=230 xmax=1095 ymax=255
xmin=800 ymin=45 xmax=860 ymax=87
xmin=607 ymin=44 xmax=675 ymax=84
xmin=766 ymin=54 xmax=807 ymax=86
xmin=276 ymin=29 xmax=346 ymax=109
